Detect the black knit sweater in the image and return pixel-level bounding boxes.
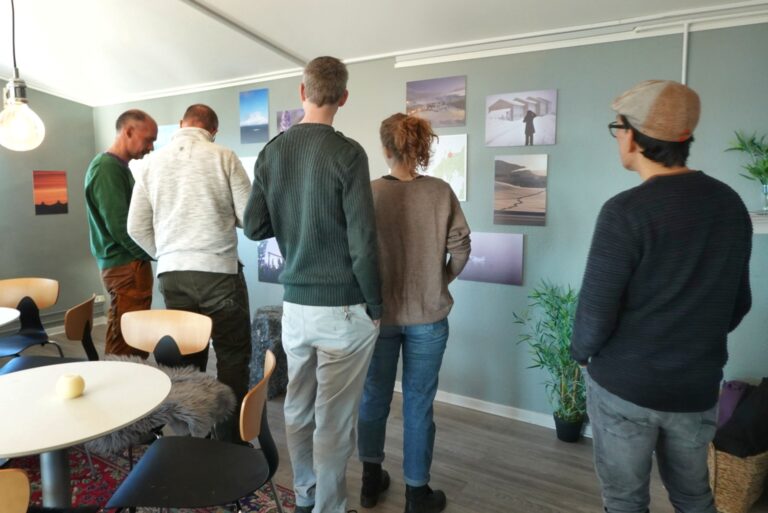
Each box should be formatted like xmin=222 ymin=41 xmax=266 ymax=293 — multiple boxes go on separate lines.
xmin=571 ymin=171 xmax=752 ymax=412
xmin=243 ymin=123 xmax=382 ymax=319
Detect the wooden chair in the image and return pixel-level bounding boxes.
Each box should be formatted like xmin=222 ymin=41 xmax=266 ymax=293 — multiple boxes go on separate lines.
xmin=0 ymin=278 xmax=61 ymax=358
xmin=120 ymin=309 xmax=213 ymax=467
xmin=0 ymin=296 xmax=98 ymax=376
xmin=106 ymin=351 xmax=283 ymax=513
xmin=121 ymin=309 xmax=211 ymax=371
xmin=0 ymin=468 xmax=98 ymax=513
xmin=0 ymin=468 xmax=28 ymax=513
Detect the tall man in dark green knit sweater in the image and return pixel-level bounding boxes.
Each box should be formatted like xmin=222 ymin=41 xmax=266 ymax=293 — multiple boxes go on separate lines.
xmin=244 ymin=57 xmax=382 ymax=513
xmin=85 ymin=109 xmax=157 ymax=357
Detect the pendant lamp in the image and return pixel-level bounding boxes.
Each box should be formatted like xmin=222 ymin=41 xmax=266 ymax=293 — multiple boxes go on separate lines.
xmin=0 ymin=0 xmax=45 ymax=151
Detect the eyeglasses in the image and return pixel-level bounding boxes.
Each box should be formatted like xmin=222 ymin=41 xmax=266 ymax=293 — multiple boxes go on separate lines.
xmin=608 ymin=121 xmax=628 ymax=138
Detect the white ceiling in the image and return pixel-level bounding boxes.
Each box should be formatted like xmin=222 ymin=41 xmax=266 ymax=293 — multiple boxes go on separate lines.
xmin=0 ymin=0 xmax=765 ymax=106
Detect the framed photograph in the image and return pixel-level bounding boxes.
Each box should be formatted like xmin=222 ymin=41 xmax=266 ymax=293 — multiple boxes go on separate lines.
xmin=485 ymin=89 xmax=557 ymax=147
xmin=240 ymin=88 xmax=270 ymax=144
xmin=406 ymin=75 xmax=466 ymax=128
xmin=33 ymin=170 xmax=68 ymax=215
xmin=422 ymin=134 xmax=467 ymax=201
xmin=239 ymin=156 xmax=257 ymax=183
xmin=154 ymin=123 xmax=178 ymax=150
xmin=257 ymin=238 xmax=284 ymax=284
xmin=458 ymin=232 xmax=524 ymax=286
xmin=494 ymin=154 xmax=548 ymax=226
xmin=276 ymin=109 xmax=305 ymax=133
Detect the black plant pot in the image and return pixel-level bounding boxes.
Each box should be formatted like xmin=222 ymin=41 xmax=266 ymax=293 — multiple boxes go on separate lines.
xmin=554 ymin=414 xmax=585 ymax=443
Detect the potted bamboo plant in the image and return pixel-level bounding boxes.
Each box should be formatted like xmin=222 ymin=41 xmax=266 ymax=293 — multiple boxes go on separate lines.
xmin=513 ymin=281 xmax=586 ymax=442
xmin=727 ymin=131 xmax=768 ymax=214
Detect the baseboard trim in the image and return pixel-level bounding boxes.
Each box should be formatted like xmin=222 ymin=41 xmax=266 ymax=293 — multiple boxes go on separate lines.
xmin=394 ymin=381 xmax=592 ymax=438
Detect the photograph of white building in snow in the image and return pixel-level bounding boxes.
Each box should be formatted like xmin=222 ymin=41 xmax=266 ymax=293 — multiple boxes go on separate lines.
xmin=485 ymin=89 xmax=557 ymax=146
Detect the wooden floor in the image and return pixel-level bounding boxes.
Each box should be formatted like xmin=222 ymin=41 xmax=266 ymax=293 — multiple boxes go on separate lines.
xmin=12 ymin=322 xmax=768 ymax=513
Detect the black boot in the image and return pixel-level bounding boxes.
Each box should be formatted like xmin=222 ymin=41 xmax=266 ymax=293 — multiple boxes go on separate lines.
xmin=360 ymin=462 xmax=390 ymax=508
xmin=404 ymin=485 xmax=446 ymax=513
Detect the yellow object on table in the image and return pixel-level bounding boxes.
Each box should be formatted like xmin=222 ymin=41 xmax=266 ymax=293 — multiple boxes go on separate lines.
xmin=55 ymin=374 xmax=85 ymax=399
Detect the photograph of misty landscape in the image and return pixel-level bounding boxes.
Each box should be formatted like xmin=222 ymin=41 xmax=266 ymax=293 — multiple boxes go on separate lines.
xmin=406 ymin=75 xmax=466 ymax=128
xmin=458 ymin=232 xmax=524 ymax=286
xmin=493 ymin=154 xmax=547 ymax=226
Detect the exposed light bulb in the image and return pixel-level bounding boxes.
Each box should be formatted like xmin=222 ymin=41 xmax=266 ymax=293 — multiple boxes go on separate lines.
xmin=0 ymin=78 xmax=45 ymax=151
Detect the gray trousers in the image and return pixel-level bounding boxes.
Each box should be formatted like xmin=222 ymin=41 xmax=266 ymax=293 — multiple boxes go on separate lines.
xmin=586 ymin=373 xmax=718 ymax=513
xmin=159 ymin=269 xmax=251 ymax=442
xmin=282 ymin=302 xmax=379 ymax=513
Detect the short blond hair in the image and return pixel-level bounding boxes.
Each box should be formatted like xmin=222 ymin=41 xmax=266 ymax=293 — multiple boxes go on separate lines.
xmin=303 ymin=56 xmax=348 ymax=107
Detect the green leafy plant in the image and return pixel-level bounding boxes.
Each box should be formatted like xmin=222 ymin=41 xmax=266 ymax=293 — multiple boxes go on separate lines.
xmin=513 ymin=281 xmax=585 ymax=423
xmin=726 ymin=131 xmax=768 ymax=185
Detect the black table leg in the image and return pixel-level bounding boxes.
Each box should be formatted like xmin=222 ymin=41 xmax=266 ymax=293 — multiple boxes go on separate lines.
xmin=41 ymin=448 xmax=71 ymax=507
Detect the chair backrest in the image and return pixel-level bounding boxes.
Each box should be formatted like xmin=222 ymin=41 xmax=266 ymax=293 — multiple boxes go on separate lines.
xmin=153 ymin=334 xmax=210 ymax=372
xmin=240 ymin=350 xmax=276 ymax=441
xmin=240 ymin=350 xmax=278 ymax=480
xmin=121 ymin=309 xmax=212 ymax=355
xmin=0 ymin=277 xmax=59 ymax=310
xmin=64 ymin=295 xmax=98 ymax=361
xmin=0 ymin=468 xmax=30 ymax=513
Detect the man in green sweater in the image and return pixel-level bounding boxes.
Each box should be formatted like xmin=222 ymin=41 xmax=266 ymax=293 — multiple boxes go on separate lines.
xmin=244 ymin=56 xmax=382 ymax=513
xmin=85 ymin=109 xmax=157 ymax=357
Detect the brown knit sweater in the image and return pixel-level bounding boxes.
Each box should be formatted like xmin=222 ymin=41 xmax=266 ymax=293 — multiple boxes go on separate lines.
xmin=372 ymin=175 xmax=471 ymax=326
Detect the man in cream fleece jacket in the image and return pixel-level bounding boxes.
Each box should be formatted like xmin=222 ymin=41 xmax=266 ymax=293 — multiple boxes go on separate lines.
xmin=127 ymin=104 xmax=252 ymax=442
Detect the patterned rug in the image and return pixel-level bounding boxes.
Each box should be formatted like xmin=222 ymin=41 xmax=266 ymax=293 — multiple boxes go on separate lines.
xmin=8 ymin=445 xmax=295 ymax=512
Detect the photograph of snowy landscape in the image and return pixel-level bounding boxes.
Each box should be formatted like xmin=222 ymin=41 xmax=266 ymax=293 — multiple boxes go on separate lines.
xmin=493 ymin=154 xmax=548 ymax=226
xmin=257 ymin=238 xmax=284 ymax=284
xmin=406 ymin=75 xmax=466 ymax=128
xmin=422 ymin=134 xmax=467 ymax=201
xmin=485 ymin=89 xmax=557 ymax=146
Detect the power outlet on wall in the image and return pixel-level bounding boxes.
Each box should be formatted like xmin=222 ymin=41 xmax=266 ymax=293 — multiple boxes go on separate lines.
xmin=94 ymin=294 xmax=106 ymax=304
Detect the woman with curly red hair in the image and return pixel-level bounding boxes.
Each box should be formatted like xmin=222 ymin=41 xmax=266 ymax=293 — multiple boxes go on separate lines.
xmin=357 ymin=113 xmax=471 ymax=513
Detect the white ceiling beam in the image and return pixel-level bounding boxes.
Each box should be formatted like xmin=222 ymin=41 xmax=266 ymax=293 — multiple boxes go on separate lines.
xmin=177 ymin=0 xmax=307 ymax=68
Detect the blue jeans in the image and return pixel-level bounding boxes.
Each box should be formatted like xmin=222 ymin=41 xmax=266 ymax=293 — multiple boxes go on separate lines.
xmin=357 ymin=318 xmax=449 ymax=487
xmin=586 ymin=373 xmax=718 ymax=513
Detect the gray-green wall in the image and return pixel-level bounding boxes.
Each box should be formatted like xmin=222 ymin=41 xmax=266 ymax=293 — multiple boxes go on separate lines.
xmin=0 ymin=84 xmax=101 ymax=326
xmin=89 ymin=23 xmax=768 ymax=416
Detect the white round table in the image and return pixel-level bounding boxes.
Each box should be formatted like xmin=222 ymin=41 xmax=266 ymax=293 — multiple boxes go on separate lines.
xmin=0 ymin=360 xmax=171 ymax=507
xmin=0 ymin=306 xmax=20 ymax=327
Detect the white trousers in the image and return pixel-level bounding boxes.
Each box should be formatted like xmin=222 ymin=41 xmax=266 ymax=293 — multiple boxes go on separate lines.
xmin=282 ymin=302 xmax=379 ymax=513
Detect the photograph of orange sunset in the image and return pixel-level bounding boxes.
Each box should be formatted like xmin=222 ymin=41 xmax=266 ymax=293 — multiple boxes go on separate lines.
xmin=33 ymin=170 xmax=69 ymax=215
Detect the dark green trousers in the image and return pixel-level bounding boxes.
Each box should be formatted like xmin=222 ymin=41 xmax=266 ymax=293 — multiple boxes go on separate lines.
xmin=159 ymin=268 xmax=251 ymax=442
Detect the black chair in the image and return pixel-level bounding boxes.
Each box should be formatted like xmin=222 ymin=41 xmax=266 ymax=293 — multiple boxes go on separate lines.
xmin=0 ymin=296 xmax=97 ymax=376
xmin=0 ymin=278 xmax=62 ymax=359
xmin=106 ymin=350 xmax=283 ymax=513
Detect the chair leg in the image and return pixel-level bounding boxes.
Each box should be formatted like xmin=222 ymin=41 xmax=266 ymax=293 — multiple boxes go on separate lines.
xmin=83 ymin=446 xmax=97 ymax=479
xmin=51 ymin=341 xmax=64 ymax=357
xmin=269 ymin=479 xmax=285 ymax=513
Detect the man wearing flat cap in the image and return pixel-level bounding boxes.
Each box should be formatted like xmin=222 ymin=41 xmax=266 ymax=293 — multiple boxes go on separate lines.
xmin=571 ymin=80 xmax=752 ymax=513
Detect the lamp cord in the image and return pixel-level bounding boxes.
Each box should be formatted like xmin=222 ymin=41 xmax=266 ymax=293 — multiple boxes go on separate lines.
xmin=10 ymin=0 xmax=18 ymax=78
